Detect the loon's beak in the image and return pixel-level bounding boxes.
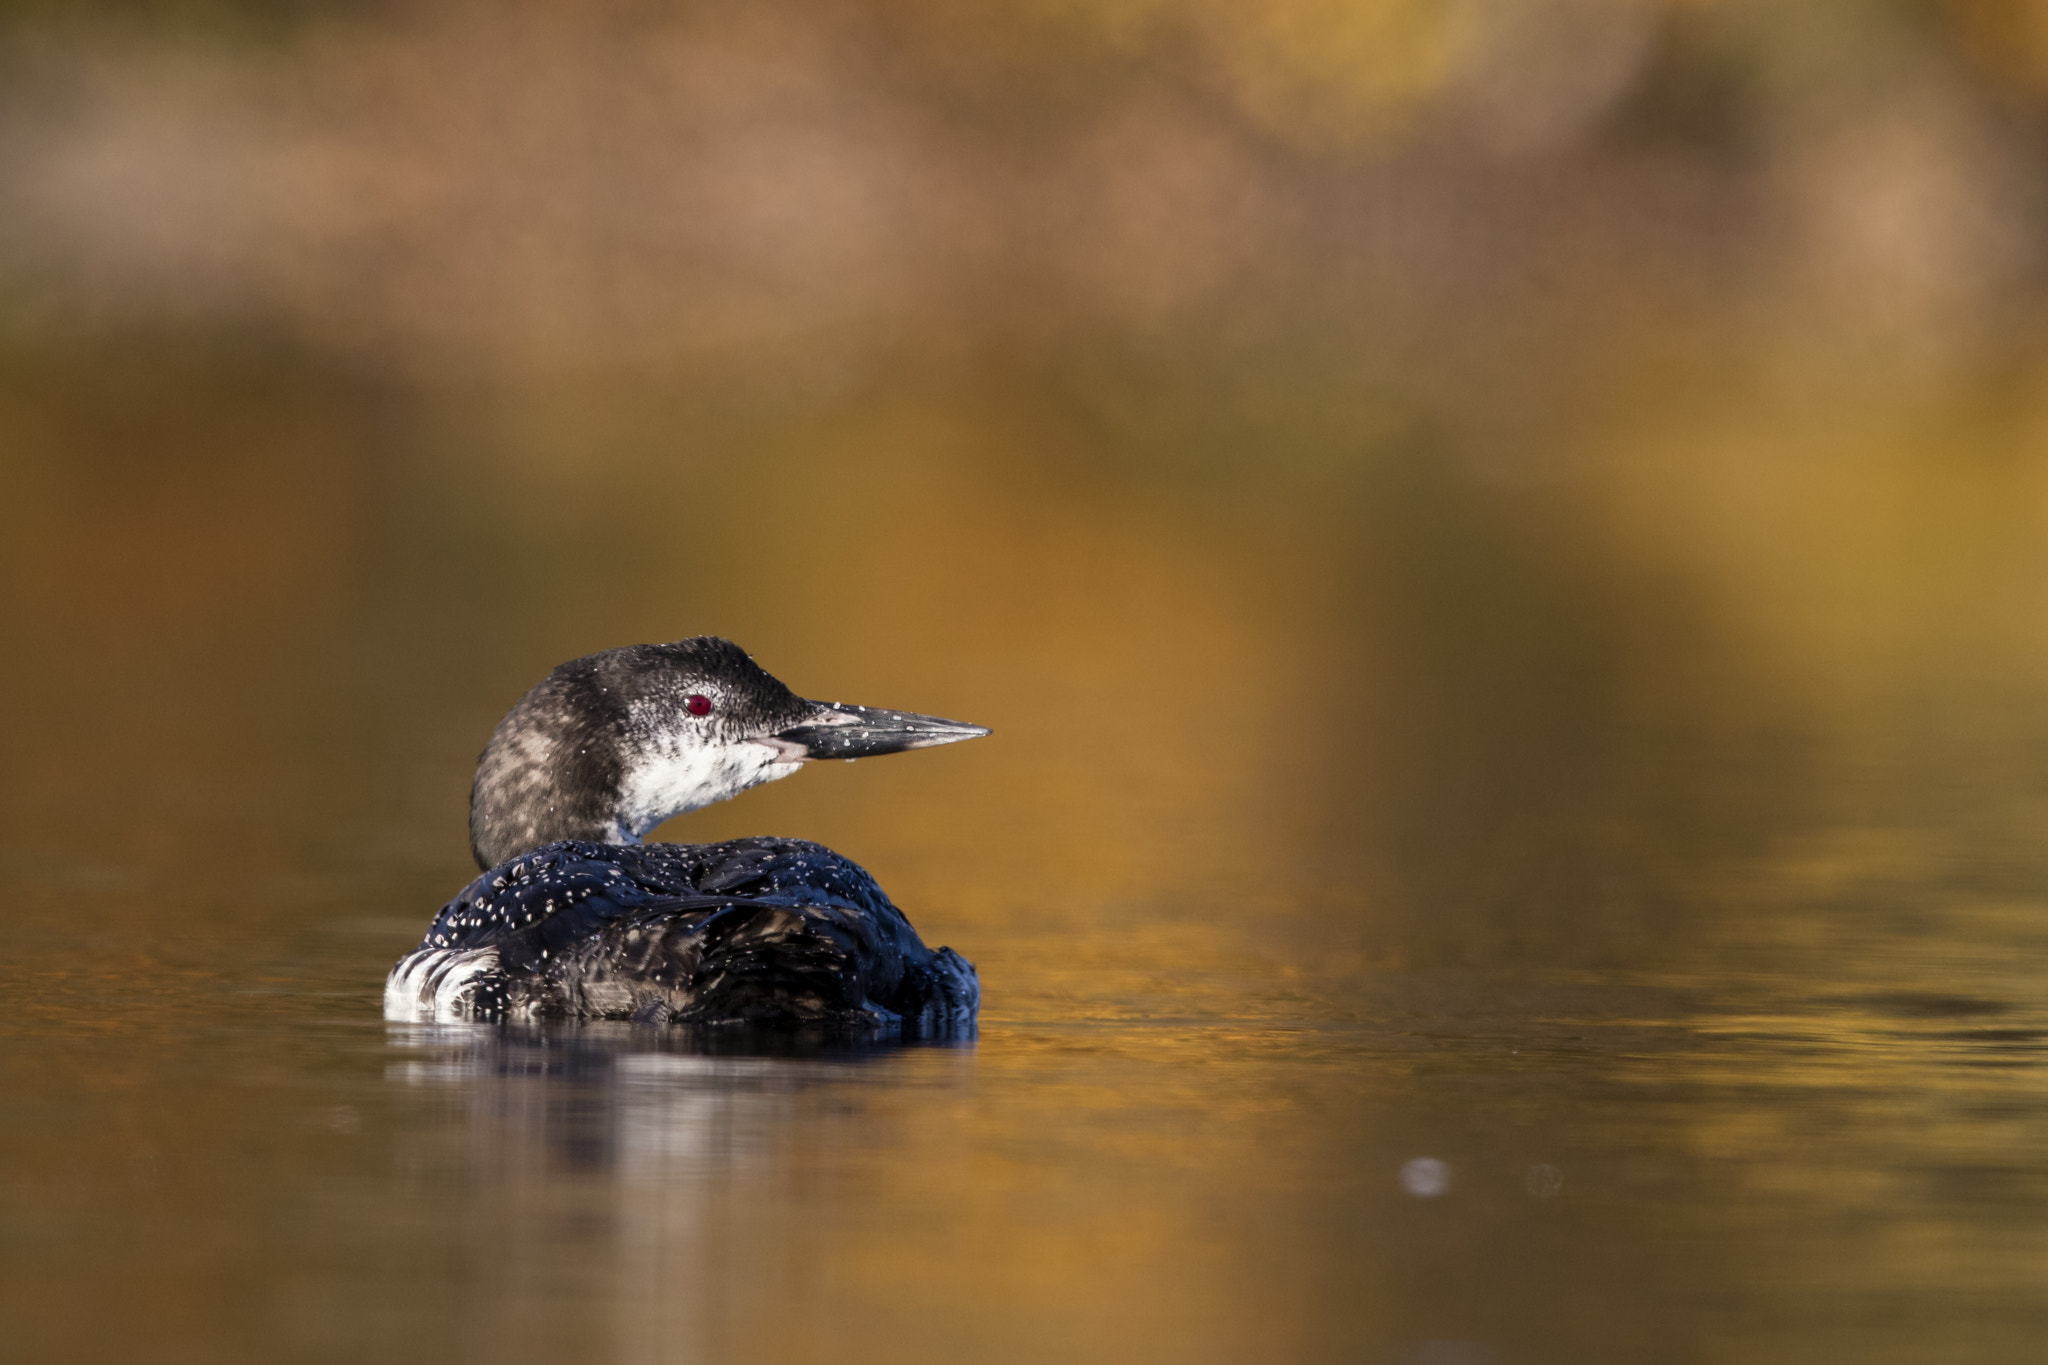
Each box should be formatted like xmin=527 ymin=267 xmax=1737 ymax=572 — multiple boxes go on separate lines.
xmin=766 ymin=703 xmax=990 ymax=762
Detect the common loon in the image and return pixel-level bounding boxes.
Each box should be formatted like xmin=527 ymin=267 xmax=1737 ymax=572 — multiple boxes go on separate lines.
xmin=384 ymin=638 xmax=988 ymax=1033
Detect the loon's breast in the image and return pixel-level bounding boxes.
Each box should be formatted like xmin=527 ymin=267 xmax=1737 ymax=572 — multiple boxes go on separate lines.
xmin=384 ymin=838 xmax=978 ymax=1035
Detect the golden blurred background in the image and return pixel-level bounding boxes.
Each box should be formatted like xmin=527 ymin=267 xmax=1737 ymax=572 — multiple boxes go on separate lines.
xmin=10 ymin=0 xmax=2048 ymax=954
xmin=8 ymin=3 xmax=2048 ymax=1363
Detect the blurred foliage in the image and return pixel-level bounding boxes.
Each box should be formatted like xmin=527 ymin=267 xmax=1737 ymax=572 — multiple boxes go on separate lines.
xmin=0 ymin=0 xmax=2041 ymax=393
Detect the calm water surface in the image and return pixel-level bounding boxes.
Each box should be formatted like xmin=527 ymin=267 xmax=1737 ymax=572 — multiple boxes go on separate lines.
xmin=5 ymin=352 xmax=2048 ymax=1364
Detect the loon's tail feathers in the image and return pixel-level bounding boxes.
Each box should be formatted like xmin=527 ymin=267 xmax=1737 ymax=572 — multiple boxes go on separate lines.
xmin=897 ymin=945 xmax=981 ymax=1035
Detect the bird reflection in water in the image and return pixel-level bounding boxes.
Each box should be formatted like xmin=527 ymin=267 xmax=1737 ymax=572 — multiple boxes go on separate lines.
xmin=384 ymin=1021 xmax=976 ymax=1361
xmin=387 ymin=1019 xmax=971 ymax=1168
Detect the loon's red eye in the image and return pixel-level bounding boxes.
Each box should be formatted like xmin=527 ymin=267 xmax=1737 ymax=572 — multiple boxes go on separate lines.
xmin=685 ymin=694 xmax=713 ymax=717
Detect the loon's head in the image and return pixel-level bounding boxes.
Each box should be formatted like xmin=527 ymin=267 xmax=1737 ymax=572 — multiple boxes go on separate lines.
xmin=468 ymin=637 xmax=989 ymax=869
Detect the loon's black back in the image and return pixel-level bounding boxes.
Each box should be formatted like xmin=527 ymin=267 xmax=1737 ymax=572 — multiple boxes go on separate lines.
xmin=386 ymin=837 xmax=979 ymax=1034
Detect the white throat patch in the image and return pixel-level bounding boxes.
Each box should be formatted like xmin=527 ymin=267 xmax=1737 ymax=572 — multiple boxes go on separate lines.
xmin=613 ymin=736 xmax=803 ymax=842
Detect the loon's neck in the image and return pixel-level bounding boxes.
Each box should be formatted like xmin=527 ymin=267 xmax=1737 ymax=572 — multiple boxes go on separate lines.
xmin=468 ymin=647 xmax=812 ymax=869
xmin=468 ymin=704 xmax=631 ymax=868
